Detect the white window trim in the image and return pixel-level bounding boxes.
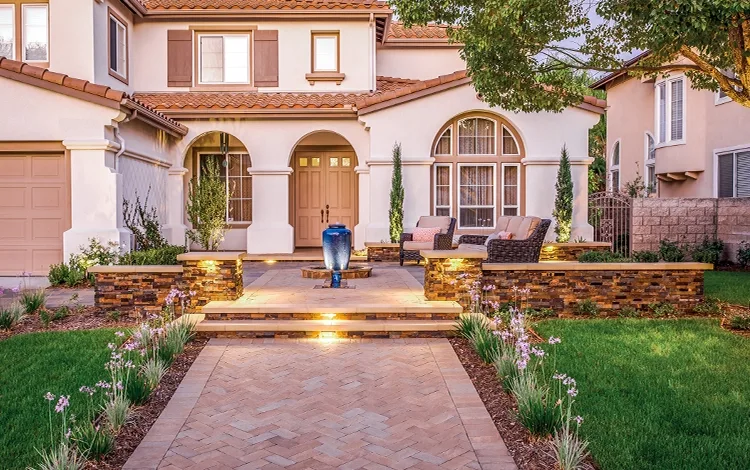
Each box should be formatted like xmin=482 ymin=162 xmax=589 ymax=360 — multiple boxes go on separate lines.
xmin=109 ymin=13 xmax=127 ymax=79
xmin=312 ymin=33 xmax=339 ymax=73
xmin=457 ymin=117 xmax=497 ymax=156
xmin=457 ymin=163 xmax=496 ymax=229
xmin=433 ymin=163 xmax=452 ymax=216
xmin=712 ymin=143 xmax=750 ymax=197
xmin=501 ymin=163 xmax=521 ymax=216
xmin=644 ymin=133 xmax=656 ymax=195
xmin=655 ymin=75 xmax=686 ymax=147
xmin=0 ymin=4 xmax=15 ymax=60
xmin=22 ymin=4 xmax=48 ymax=63
xmin=610 ymin=140 xmax=621 ymax=192
xmin=197 ymin=152 xmax=252 ymax=224
xmin=500 ymin=125 xmax=520 ymax=156
xmin=434 ymin=126 xmax=453 ymax=156
xmin=197 ymin=33 xmax=251 ymax=85
xmin=715 ymin=70 xmax=737 ymax=106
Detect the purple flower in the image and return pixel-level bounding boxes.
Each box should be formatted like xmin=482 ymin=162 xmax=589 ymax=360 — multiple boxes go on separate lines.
xmin=563 ymin=377 xmax=576 ymax=386
xmin=189 ymin=291 xmax=196 ymax=297
xmin=114 ymin=331 xmax=125 ymax=338
xmin=567 ymin=388 xmax=578 ymax=397
xmin=107 ymin=343 xmax=116 ymax=351
xmin=55 ymin=395 xmax=70 ymax=413
xmin=44 ymin=392 xmax=56 ymax=402
xmin=115 ymin=381 xmax=123 ymax=391
xmin=531 ymin=347 xmax=545 ymax=358
xmin=553 ymin=373 xmax=567 ymax=381
xmin=79 ymin=386 xmax=95 ymax=396
xmin=574 ymin=415 xmax=584 ymax=425
xmin=548 ymin=336 xmax=561 ymax=345
xmin=11 ymin=287 xmax=19 ymax=294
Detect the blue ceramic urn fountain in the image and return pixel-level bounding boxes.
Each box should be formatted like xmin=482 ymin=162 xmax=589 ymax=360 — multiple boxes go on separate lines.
xmin=322 ymin=224 xmax=351 ymax=287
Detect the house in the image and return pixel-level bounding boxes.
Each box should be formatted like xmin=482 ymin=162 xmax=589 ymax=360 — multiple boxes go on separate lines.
xmin=591 ymin=53 xmax=750 ymax=198
xmin=0 ymin=0 xmax=604 ymax=275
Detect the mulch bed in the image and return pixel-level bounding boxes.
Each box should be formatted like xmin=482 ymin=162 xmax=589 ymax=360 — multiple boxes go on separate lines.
xmin=87 ymin=337 xmax=208 ymax=470
xmin=450 ymin=337 xmax=597 ymax=470
xmin=0 ymin=307 xmax=139 ymax=341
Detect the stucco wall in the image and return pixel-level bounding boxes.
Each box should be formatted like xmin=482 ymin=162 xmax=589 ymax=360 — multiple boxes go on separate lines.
xmin=376 ymin=47 xmax=465 ymax=80
xmin=93 ymin=0 xmax=135 ymax=93
xmin=49 ymin=0 xmax=95 ymax=82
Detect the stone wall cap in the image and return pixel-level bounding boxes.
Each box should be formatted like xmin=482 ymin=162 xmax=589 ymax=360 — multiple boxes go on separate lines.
xmin=177 ymin=252 xmax=247 ymax=261
xmin=542 ymin=242 xmax=612 ymax=248
xmin=421 ymin=249 xmax=488 ymax=260
xmin=364 ymin=242 xmax=400 ymax=248
xmin=88 ymin=265 xmax=184 ymax=273
xmin=482 ymin=261 xmax=714 ymax=271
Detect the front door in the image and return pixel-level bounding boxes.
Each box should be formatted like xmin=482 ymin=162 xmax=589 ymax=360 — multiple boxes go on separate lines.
xmin=294 ymin=151 xmax=356 ymax=247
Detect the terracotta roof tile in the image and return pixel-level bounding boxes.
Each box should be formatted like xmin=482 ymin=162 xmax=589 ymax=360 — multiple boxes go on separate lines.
xmin=387 ymin=21 xmax=450 ymax=40
xmin=143 ymin=0 xmax=388 ymax=11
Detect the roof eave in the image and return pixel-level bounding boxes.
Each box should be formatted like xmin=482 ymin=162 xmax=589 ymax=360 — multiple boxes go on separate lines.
xmin=152 ymin=107 xmax=359 ymax=120
xmin=122 ymin=99 xmax=189 ymax=137
xmin=142 ymin=9 xmax=392 ymax=19
xmin=120 ymin=0 xmax=147 ymax=17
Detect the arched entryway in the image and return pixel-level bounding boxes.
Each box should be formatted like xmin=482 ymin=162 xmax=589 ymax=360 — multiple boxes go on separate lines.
xmin=290 ymin=131 xmax=358 ymax=247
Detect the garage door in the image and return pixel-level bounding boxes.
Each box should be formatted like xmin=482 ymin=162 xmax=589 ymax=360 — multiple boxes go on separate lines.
xmin=0 ymin=151 xmax=70 ymax=276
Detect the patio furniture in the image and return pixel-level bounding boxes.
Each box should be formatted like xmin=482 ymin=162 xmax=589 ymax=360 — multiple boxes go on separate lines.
xmin=457 ymin=217 xmax=552 ymax=263
xmin=400 ymin=216 xmax=456 ymax=265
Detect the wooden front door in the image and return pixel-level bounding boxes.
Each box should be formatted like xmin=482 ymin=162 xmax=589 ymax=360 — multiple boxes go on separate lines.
xmin=294 ymin=150 xmax=356 ymax=247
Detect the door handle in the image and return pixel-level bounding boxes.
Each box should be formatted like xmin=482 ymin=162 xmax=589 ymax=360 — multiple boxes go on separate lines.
xmin=320 ymin=209 xmax=324 ymax=223
xmin=326 ymin=204 xmax=329 ymax=224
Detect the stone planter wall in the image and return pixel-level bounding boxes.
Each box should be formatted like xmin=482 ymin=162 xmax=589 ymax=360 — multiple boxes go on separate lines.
xmin=177 ymin=253 xmax=244 ymax=309
xmin=89 ymin=266 xmax=183 ymax=315
xmin=365 ymin=242 xmax=400 ymax=262
xmin=539 ymin=242 xmax=611 ymax=261
xmin=423 ymin=250 xmax=487 ymax=302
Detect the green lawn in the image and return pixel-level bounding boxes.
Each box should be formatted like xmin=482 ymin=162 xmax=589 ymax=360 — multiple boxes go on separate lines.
xmin=0 ymin=329 xmax=116 ymax=469
xmin=705 ymin=270 xmax=750 ymax=306
xmin=535 ymin=318 xmax=750 ymax=470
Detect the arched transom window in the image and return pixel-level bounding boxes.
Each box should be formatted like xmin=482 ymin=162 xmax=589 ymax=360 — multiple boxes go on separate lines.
xmin=432 ymin=114 xmax=524 ymax=230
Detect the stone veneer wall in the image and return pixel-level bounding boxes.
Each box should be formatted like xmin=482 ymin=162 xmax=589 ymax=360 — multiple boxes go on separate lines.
xmin=632 ymin=197 xmax=750 ymax=261
xmin=180 ymin=257 xmax=244 ymax=309
xmin=366 ymin=243 xmax=400 ymax=262
xmin=91 ymin=268 xmax=183 ymax=315
xmin=539 ymin=243 xmax=611 ymax=262
xmin=423 ymin=256 xmax=484 ymax=302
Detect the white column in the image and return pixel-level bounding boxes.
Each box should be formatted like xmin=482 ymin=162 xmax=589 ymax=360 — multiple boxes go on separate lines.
xmin=366 ymin=162 xmax=392 ymax=243
xmin=353 ymin=165 xmax=370 ymax=250
xmin=163 ymin=166 xmax=188 ymax=246
xmin=522 ymin=157 xmax=558 ymax=241
xmin=571 ymin=158 xmax=595 ymax=240
xmin=246 ymin=168 xmax=294 ymax=254
xmin=402 ymin=160 xmax=433 ymax=229
xmin=62 ymin=140 xmax=130 ymax=259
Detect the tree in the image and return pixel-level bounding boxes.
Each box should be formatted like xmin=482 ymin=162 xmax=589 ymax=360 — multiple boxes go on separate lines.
xmin=186 ymin=158 xmax=229 ymax=251
xmin=553 ymin=145 xmax=574 ymax=242
xmin=389 ymin=142 xmax=405 ymax=243
xmin=391 ymin=0 xmax=750 ymax=110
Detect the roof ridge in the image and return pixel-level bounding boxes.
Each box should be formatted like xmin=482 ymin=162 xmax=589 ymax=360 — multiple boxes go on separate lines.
xmin=142 ymin=0 xmax=390 ymax=11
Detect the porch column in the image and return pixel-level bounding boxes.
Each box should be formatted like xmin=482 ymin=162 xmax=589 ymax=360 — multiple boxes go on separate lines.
xmin=353 ymin=165 xmax=370 ymax=250
xmin=571 ymin=158 xmax=595 ymax=240
xmin=246 ymin=167 xmax=294 ymax=254
xmin=365 ymin=162 xmax=392 ymax=243
xmin=163 ymin=166 xmax=188 ymax=246
xmin=62 ymin=139 xmax=130 ymax=259
xmin=522 ymin=157 xmax=557 ymax=241
xmin=402 ymin=160 xmax=434 ymax=229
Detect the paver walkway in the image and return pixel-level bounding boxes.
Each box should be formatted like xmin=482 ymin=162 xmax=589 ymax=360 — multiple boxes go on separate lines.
xmin=125 ymin=339 xmax=517 ymax=470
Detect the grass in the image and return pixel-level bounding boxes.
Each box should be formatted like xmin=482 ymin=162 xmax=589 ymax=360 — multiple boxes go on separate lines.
xmin=704 ymin=270 xmax=750 ymax=306
xmin=534 ymin=318 xmax=750 ymax=470
xmin=0 ymin=329 xmax=116 ymax=469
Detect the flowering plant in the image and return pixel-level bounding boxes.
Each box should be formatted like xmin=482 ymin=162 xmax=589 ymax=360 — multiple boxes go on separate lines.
xmin=163 ymin=288 xmax=196 ymax=320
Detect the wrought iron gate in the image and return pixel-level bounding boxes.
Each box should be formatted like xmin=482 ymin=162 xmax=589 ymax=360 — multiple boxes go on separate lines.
xmin=588 ymin=192 xmax=632 ymax=256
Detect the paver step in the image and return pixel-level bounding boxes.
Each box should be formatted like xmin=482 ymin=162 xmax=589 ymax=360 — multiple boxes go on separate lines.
xmin=195 ymin=319 xmax=458 ymax=333
xmin=202 ymin=301 xmax=463 ymax=316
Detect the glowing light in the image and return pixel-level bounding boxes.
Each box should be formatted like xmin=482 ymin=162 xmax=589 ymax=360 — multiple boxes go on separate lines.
xmin=319 ymin=331 xmax=337 ymax=343
xmin=322 ymin=313 xmax=336 ymax=320
xmin=264 ymin=260 xmax=277 ymax=265
xmin=449 ymin=258 xmax=465 ymax=270
xmin=198 ymin=260 xmax=218 ymax=273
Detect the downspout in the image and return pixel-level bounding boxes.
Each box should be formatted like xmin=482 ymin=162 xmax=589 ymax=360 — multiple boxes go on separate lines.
xmin=369 ymin=13 xmax=375 ymax=92
xmin=113 ymin=110 xmax=136 ymax=172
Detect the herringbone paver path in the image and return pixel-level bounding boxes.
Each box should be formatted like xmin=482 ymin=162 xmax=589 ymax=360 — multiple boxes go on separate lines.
xmin=124 ymin=339 xmax=517 ymax=470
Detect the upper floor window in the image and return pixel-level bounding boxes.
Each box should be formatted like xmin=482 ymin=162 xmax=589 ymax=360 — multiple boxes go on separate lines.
xmin=312 ymin=32 xmax=339 ymax=72
xmin=718 ymin=149 xmax=750 ymax=198
xmin=645 ymin=133 xmax=656 ymax=195
xmin=458 ymin=117 xmax=496 ymax=155
xmin=610 ymin=141 xmax=621 ymax=191
xmin=108 ymin=10 xmax=127 ymax=83
xmin=716 ymin=70 xmax=738 ymax=105
xmin=198 ymin=34 xmax=250 ymax=84
xmin=22 ymin=4 xmax=48 ymax=62
xmin=0 ymin=5 xmax=14 ymax=59
xmin=656 ymin=77 xmax=685 ymax=145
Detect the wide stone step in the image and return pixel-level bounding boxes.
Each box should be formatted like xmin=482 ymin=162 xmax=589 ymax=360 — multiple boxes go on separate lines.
xmin=202 ymin=301 xmax=463 ymax=317
xmin=195 ymin=319 xmax=458 ymax=334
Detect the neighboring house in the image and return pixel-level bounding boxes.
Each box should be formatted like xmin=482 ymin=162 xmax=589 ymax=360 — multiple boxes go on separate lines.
xmin=0 ymin=0 xmax=604 ymax=275
xmin=591 ymin=53 xmax=750 ymax=199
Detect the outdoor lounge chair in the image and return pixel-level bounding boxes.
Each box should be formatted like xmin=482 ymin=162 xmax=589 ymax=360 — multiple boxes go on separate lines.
xmin=399 ymin=216 xmax=456 ymax=265
xmin=457 ymin=217 xmax=552 ymax=263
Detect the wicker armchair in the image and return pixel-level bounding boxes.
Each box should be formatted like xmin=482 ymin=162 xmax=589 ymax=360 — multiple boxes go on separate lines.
xmin=458 ymin=219 xmax=552 ymax=263
xmin=399 ymin=217 xmax=456 ymax=265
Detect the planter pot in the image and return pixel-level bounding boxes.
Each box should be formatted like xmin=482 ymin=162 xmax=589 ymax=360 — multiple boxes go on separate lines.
xmin=322 ymin=224 xmax=352 ymax=271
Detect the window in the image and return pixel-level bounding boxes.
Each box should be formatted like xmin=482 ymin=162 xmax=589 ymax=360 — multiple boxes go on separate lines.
xmin=458 ymin=117 xmax=495 ymax=155
xmin=199 ymin=154 xmax=253 ymax=222
xmin=717 ymin=70 xmax=738 ymax=104
xmin=645 ymin=133 xmax=656 ymax=194
xmin=108 ymin=11 xmax=127 ymax=81
xmin=312 ymin=32 xmax=338 ymax=72
xmin=22 ymin=4 xmax=47 ymax=62
xmin=502 ymin=126 xmax=519 ymax=155
xmin=717 ymin=150 xmax=750 ymax=198
xmin=501 ymin=164 xmax=520 ymax=216
xmin=458 ymin=164 xmax=495 ymax=228
xmin=0 ymin=5 xmax=13 ymax=59
xmin=199 ymin=34 xmax=250 ymax=84
xmin=656 ymin=77 xmax=685 ymax=144
xmin=435 ymin=127 xmax=452 ymax=156
xmin=611 ymin=141 xmax=620 ymax=192
xmin=434 ymin=164 xmax=451 ymax=216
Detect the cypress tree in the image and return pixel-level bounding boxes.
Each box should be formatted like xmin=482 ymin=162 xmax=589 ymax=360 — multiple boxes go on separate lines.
xmin=553 ymin=145 xmax=574 ymax=242
xmin=389 ymin=142 xmax=405 ymax=243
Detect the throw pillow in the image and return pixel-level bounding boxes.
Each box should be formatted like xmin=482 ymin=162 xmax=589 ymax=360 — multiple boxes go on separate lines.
xmin=485 ymin=231 xmax=513 ymax=246
xmin=412 ymin=226 xmax=442 ymax=242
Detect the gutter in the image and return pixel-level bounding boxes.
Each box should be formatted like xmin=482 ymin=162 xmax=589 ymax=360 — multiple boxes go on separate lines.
xmin=121 ymin=99 xmax=188 ymax=138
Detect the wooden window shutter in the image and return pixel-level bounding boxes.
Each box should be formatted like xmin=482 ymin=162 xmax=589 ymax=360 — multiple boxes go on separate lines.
xmin=167 ymin=30 xmax=193 ymax=87
xmin=254 ymin=30 xmax=279 ymax=87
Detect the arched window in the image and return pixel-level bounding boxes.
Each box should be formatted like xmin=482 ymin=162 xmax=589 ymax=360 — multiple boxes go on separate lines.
xmin=645 ymin=133 xmax=656 ymax=194
xmin=610 ymin=141 xmax=621 ymax=192
xmin=431 ymin=114 xmax=524 ymax=229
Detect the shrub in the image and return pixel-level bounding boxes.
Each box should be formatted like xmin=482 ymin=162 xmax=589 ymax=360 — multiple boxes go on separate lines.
xmin=575 ymin=299 xmax=599 ymax=316
xmin=33 ymin=441 xmax=83 ymax=470
xmin=552 ymin=427 xmax=590 ymax=470
xmin=659 ymin=239 xmax=685 ymax=262
xmin=187 ymin=157 xmax=229 ymax=251
xmin=0 ymin=302 xmax=24 ymax=330
xmin=39 ymin=309 xmax=52 ymax=329
xmin=53 ymin=306 xmax=70 ymax=321
xmin=632 ymin=250 xmax=660 ymax=263
xmin=72 ymin=421 xmax=114 ymax=462
xmin=728 ymin=314 xmax=750 ymax=330
xmin=388 ymin=142 xmax=405 ymax=243
xmin=649 ymin=301 xmax=678 ymax=317
xmin=141 ymin=357 xmax=168 ymax=390
xmin=20 ymin=289 xmax=46 ymax=314
xmin=553 ymin=145 xmax=574 ymax=242
xmin=577 ymin=250 xmax=628 ymax=263
xmin=510 ymin=373 xmax=563 ymax=437
xmin=102 ymin=395 xmax=130 ymax=433
xmin=48 ymin=260 xmax=88 ymax=287
xmin=494 ymin=349 xmax=521 ymax=391
xmin=118 ymin=245 xmax=186 ymax=266
xmin=618 ymin=306 xmax=640 ymax=318
xmin=693 ymin=297 xmax=724 ymax=315
xmin=469 ymin=326 xmax=501 ymax=363
xmin=526 ymin=307 xmax=557 ymax=319
xmin=455 ymin=313 xmax=489 ymax=339
xmin=123 ymin=188 xmax=167 ymax=251
xmin=126 ymin=375 xmax=152 ymax=406
xmin=691 ymin=238 xmax=724 ymax=264
xmin=738 ymin=241 xmax=750 ymax=268
xmin=77 ymin=238 xmax=121 ymax=268
xmin=106 ymin=310 xmax=122 ymax=322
